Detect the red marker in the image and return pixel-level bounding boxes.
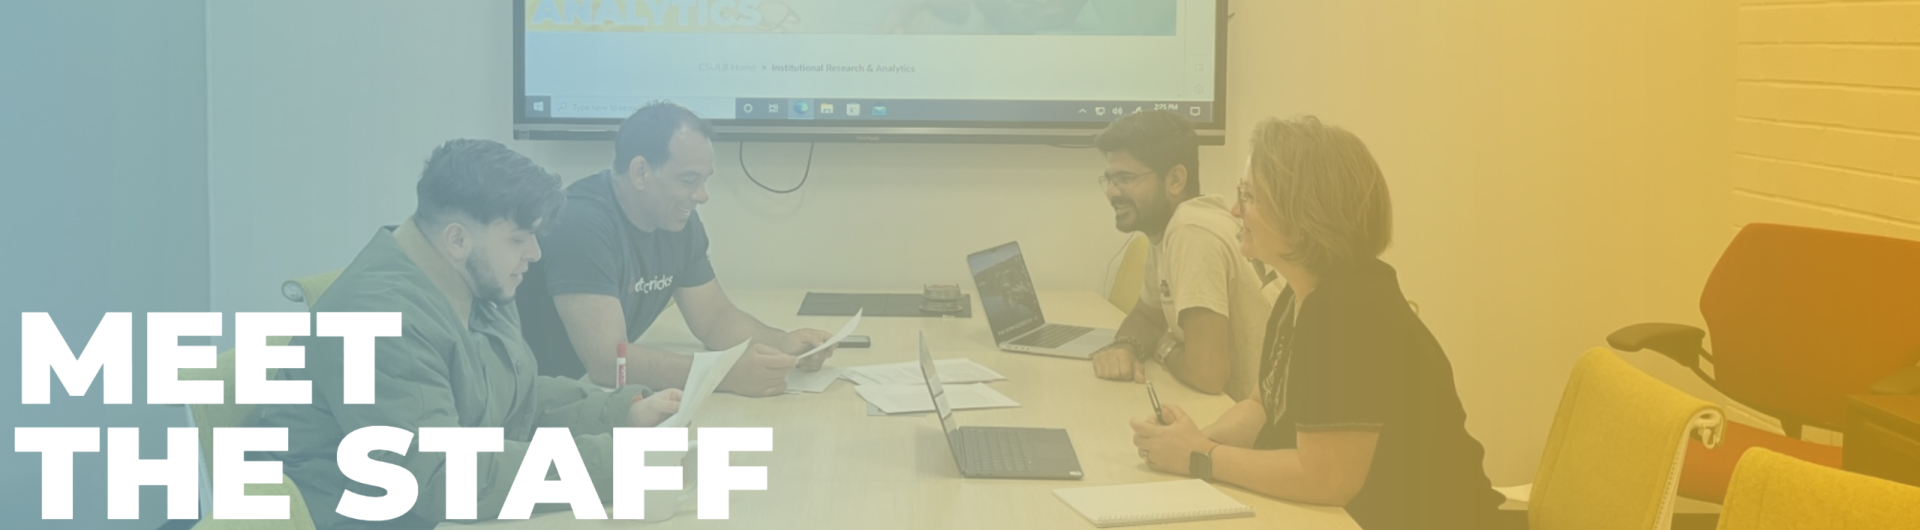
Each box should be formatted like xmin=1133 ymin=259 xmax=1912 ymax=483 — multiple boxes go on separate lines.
xmin=616 ymin=342 xmax=628 ymax=390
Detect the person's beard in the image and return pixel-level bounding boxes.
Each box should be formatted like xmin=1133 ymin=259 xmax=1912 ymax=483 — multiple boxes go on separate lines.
xmin=465 ymin=253 xmax=513 ymax=304
xmin=1113 ymin=191 xmax=1174 ymax=235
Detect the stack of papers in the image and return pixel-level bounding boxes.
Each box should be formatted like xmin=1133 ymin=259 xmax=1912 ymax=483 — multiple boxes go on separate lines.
xmin=842 ymin=359 xmax=1006 ymax=386
xmin=854 ymin=383 xmax=1020 ymax=414
xmin=784 ymin=366 xmax=844 ymax=394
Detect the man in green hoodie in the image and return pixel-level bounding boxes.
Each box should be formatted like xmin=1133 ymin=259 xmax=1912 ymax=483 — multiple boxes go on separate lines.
xmin=253 ymin=139 xmax=682 ymax=529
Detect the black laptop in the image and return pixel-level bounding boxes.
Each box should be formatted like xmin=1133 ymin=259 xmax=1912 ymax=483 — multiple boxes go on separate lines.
xmin=918 ymin=331 xmax=1084 ymax=480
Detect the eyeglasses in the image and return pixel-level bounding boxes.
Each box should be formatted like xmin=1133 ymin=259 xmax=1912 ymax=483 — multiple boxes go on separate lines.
xmin=1097 ymin=169 xmax=1160 ymax=190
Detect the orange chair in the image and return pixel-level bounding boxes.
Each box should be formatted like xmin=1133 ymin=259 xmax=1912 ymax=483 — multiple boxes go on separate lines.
xmin=1608 ymin=223 xmax=1920 ymax=503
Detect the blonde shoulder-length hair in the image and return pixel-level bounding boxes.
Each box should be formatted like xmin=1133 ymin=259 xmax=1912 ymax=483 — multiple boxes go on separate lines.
xmin=1246 ymin=116 xmax=1394 ymax=275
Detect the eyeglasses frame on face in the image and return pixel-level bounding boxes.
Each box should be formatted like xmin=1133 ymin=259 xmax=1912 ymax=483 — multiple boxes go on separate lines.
xmin=1098 ymin=168 xmax=1163 ymax=191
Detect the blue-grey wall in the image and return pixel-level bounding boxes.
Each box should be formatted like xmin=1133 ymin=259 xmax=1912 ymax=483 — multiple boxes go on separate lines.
xmin=1 ymin=1 xmax=210 ymax=528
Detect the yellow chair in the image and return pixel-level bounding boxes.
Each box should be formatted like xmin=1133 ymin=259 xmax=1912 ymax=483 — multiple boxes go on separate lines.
xmin=1527 ymin=348 xmax=1727 ymax=530
xmin=182 ymin=343 xmax=318 ymax=530
xmin=1717 ymin=448 xmax=1920 ymax=530
xmin=1106 ymin=235 xmax=1151 ymax=313
xmin=182 ymin=272 xmax=342 ymax=528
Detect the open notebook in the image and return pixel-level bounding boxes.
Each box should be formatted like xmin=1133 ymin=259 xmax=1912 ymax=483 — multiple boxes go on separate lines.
xmin=1054 ymin=479 xmax=1254 ymax=527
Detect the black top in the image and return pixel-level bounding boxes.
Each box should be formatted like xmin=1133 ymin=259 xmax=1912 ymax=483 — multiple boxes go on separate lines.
xmin=1254 ymin=258 xmax=1502 ymax=530
xmin=516 ymin=170 xmax=717 ymax=379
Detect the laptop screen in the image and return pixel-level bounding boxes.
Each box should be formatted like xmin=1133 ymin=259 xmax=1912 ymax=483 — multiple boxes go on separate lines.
xmin=966 ymin=242 xmax=1047 ymax=342
xmin=919 ymin=332 xmax=965 ymax=467
xmin=919 ymin=332 xmax=959 ymax=437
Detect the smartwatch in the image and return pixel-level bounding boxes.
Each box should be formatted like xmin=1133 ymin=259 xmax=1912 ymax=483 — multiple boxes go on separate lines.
xmin=1157 ymin=337 xmax=1184 ymax=365
xmin=1190 ymin=443 xmax=1220 ymax=481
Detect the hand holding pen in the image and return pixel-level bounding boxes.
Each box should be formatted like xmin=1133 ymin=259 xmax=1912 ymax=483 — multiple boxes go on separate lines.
xmin=1147 ymin=380 xmax=1166 ymax=425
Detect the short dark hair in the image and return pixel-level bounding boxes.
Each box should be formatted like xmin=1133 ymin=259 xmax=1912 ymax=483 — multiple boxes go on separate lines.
xmin=414 ymin=139 xmax=564 ymax=233
xmin=1094 ymin=110 xmax=1201 ymax=197
xmin=613 ymin=101 xmax=715 ymax=174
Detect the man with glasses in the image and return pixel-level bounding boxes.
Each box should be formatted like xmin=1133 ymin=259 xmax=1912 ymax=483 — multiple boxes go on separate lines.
xmin=1089 ymin=111 xmax=1275 ymax=401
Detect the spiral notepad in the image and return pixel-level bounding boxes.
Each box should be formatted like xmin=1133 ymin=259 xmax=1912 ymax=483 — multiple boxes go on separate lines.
xmin=1054 ymin=479 xmax=1254 ymax=527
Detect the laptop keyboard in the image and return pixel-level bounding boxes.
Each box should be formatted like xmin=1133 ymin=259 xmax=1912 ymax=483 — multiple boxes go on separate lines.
xmin=1009 ymin=324 xmax=1093 ymax=348
xmin=961 ymin=429 xmax=1041 ymax=473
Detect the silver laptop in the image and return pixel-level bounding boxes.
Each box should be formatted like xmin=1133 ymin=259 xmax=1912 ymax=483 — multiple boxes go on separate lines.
xmin=967 ymin=242 xmax=1118 ymax=359
xmin=919 ymin=332 xmax=1084 ymax=480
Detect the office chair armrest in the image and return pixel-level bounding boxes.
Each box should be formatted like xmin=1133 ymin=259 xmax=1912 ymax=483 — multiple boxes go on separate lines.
xmin=1871 ymin=366 xmax=1920 ymax=395
xmin=1608 ymin=323 xmax=1712 ymax=375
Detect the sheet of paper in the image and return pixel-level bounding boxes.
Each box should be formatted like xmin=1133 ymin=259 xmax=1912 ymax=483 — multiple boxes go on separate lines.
xmin=656 ymin=340 xmax=751 ymax=428
xmin=841 ymin=369 xmax=880 ymax=386
xmin=854 ymin=383 xmax=1020 ymax=414
xmin=784 ymin=366 xmax=844 ymax=394
xmin=866 ymin=402 xmax=925 ymax=416
xmin=796 ymin=309 xmax=861 ymax=360
xmin=844 ymin=358 xmax=1006 ymax=386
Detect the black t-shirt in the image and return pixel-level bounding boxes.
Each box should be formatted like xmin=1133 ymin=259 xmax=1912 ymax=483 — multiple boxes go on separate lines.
xmin=1254 ymin=258 xmax=1502 ymax=530
xmin=516 ymin=170 xmax=717 ymax=379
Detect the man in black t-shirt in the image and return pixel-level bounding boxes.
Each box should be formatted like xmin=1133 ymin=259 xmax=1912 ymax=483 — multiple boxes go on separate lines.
xmin=517 ymin=103 xmax=835 ymax=396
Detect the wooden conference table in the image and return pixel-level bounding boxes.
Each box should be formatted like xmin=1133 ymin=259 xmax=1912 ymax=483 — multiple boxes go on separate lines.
xmin=452 ymin=290 xmax=1358 ymax=529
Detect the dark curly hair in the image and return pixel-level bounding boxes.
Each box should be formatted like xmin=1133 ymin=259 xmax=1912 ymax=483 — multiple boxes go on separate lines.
xmin=413 ymin=138 xmax=564 ymax=233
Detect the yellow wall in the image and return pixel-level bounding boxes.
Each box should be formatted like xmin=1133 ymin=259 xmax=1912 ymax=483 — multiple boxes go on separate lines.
xmin=1211 ymin=1 xmax=1736 ymax=484
xmin=1733 ymin=0 xmax=1920 ymax=238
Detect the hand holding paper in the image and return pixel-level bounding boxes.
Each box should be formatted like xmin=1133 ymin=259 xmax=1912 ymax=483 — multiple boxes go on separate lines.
xmin=657 ymin=340 xmax=752 ymax=428
xmin=795 ymin=309 xmax=862 ymax=361
xmin=627 ymin=388 xmax=683 ymax=427
xmin=719 ymin=343 xmax=800 ymax=396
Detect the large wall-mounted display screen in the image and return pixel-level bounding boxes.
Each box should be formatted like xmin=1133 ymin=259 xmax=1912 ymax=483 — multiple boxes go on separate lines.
xmin=515 ymin=0 xmax=1226 ymax=142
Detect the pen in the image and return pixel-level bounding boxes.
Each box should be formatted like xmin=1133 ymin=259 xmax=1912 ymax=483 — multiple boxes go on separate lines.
xmin=1146 ymin=380 xmax=1165 ymax=425
xmin=616 ymin=342 xmax=628 ymax=390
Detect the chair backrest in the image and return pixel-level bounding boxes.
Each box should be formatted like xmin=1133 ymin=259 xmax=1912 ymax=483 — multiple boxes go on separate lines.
xmin=1106 ymin=235 xmax=1152 ymax=313
xmin=282 ymin=270 xmax=343 ymax=307
xmin=1531 ymin=348 xmax=1724 ymax=530
xmin=1701 ymin=224 xmax=1920 ymax=429
xmin=179 ymin=273 xmax=338 ymax=528
xmin=180 ymin=343 xmax=318 ymax=529
xmin=192 ymin=271 xmax=338 ymax=471
xmin=1719 ymin=448 xmax=1920 ymax=530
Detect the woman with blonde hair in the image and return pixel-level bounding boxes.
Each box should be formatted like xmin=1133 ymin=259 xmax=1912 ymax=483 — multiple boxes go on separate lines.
xmin=1130 ymin=116 xmax=1503 ymax=529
